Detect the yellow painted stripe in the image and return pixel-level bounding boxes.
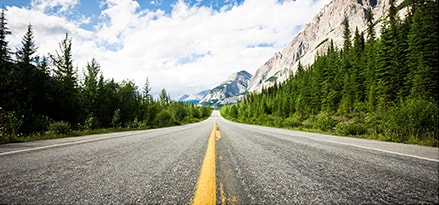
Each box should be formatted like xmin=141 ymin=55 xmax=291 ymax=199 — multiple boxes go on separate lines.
xmin=192 ymin=122 xmax=219 ymax=205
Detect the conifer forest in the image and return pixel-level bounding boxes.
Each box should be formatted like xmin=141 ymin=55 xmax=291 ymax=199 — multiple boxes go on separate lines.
xmin=221 ymin=0 xmax=438 ymax=146
xmin=0 ymin=10 xmax=212 ymax=143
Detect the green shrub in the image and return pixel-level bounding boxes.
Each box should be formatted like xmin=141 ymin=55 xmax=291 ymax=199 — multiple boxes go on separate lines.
xmin=0 ymin=110 xmax=23 ymax=143
xmin=111 ymin=108 xmax=121 ymax=128
xmin=200 ymin=106 xmax=212 ymax=118
xmin=383 ymin=99 xmax=438 ymax=143
xmin=125 ymin=118 xmax=146 ymax=129
xmin=154 ymin=109 xmax=176 ymax=127
xmin=84 ymin=114 xmax=100 ymax=130
xmin=283 ymin=116 xmax=302 ymax=128
xmin=316 ymin=112 xmax=338 ymax=131
xmin=336 ymin=122 xmax=368 ymax=136
xmin=302 ymin=117 xmax=316 ymax=129
xmin=49 ymin=121 xmax=71 ymax=134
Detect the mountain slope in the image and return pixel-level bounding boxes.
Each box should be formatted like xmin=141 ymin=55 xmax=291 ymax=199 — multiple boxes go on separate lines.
xmin=248 ymin=0 xmax=402 ymax=92
xmin=178 ymin=90 xmax=209 ymax=104
xmin=200 ymin=70 xmax=252 ymax=106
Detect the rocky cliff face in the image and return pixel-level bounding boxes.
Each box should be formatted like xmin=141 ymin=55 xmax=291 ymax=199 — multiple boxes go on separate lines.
xmin=248 ymin=0 xmax=402 ymax=92
xmin=200 ymin=70 xmax=252 ymax=106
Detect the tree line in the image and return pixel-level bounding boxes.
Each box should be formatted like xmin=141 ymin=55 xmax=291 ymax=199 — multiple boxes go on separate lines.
xmin=0 ymin=10 xmax=212 ymax=143
xmin=221 ymin=0 xmax=438 ymax=146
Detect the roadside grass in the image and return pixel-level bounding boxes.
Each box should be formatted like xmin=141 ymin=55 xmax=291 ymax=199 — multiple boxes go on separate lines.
xmin=9 ymin=128 xmax=134 ymax=143
xmin=221 ymin=114 xmax=438 ymax=147
xmin=1 ymin=117 xmax=208 ymax=144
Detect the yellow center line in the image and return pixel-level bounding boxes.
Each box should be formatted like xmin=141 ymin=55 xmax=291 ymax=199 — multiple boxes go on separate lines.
xmin=191 ymin=121 xmax=220 ymax=205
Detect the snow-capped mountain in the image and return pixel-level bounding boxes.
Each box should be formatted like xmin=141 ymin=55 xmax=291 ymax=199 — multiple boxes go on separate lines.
xmin=199 ymin=70 xmax=252 ymax=106
xmin=178 ymin=90 xmax=209 ymax=104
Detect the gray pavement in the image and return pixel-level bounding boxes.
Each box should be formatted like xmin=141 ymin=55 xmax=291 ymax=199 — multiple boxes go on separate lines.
xmin=1 ymin=111 xmax=438 ymax=204
xmin=216 ymin=113 xmax=439 ymax=204
xmin=0 ymin=118 xmax=214 ymax=204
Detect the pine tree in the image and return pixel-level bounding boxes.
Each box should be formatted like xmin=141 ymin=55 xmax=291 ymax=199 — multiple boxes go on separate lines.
xmin=51 ymin=33 xmax=76 ymax=85
xmin=82 ymin=58 xmax=101 ymax=125
xmin=322 ymin=41 xmax=342 ymax=113
xmin=16 ymin=24 xmax=38 ymax=65
xmin=342 ymin=17 xmax=352 ymax=54
xmin=339 ymin=18 xmax=354 ymax=113
xmin=366 ymin=7 xmax=376 ymax=42
xmin=352 ymin=28 xmax=366 ymax=103
xmin=376 ymin=0 xmax=402 ymax=106
xmin=143 ymin=78 xmax=152 ymax=103
xmin=0 ymin=9 xmax=13 ymax=111
xmin=365 ymin=7 xmax=378 ymax=111
xmin=15 ymin=24 xmax=41 ymax=133
xmin=50 ymin=33 xmax=81 ymax=125
xmin=0 ymin=9 xmax=11 ymax=64
xmin=407 ymin=0 xmax=438 ymax=101
xmin=160 ymin=88 xmax=170 ymax=105
xmin=118 ymin=80 xmax=140 ymax=124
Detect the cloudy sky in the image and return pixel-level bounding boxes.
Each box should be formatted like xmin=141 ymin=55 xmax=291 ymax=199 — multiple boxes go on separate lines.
xmin=3 ymin=0 xmax=331 ymax=99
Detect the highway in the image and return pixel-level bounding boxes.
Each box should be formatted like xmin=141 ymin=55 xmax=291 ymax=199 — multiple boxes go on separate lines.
xmin=1 ymin=111 xmax=438 ymax=204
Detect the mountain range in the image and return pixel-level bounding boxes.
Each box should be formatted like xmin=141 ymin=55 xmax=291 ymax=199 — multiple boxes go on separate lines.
xmin=178 ymin=90 xmax=210 ymax=104
xmin=198 ymin=70 xmax=252 ymax=107
xmin=180 ymin=0 xmax=402 ymax=106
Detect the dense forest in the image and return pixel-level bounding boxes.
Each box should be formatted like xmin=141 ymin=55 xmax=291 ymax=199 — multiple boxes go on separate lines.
xmin=221 ymin=0 xmax=438 ymax=146
xmin=0 ymin=10 xmax=212 ymax=143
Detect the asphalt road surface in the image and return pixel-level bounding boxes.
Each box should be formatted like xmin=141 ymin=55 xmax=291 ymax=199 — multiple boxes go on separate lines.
xmin=1 ymin=111 xmax=438 ymax=204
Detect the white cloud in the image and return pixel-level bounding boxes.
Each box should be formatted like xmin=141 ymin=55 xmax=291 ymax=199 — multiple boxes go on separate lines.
xmin=149 ymin=0 xmax=162 ymax=6
xmin=31 ymin=0 xmax=79 ymax=14
xmin=5 ymin=0 xmax=331 ymax=99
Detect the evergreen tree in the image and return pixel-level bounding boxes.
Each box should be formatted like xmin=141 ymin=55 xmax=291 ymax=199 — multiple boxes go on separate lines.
xmin=15 ymin=23 xmax=42 ymax=133
xmin=0 ymin=9 xmax=11 ymax=64
xmin=118 ymin=80 xmax=140 ymax=125
xmin=376 ymin=0 xmax=402 ymax=106
xmin=342 ymin=17 xmax=352 ymax=54
xmin=143 ymin=78 xmax=152 ymax=103
xmin=366 ymin=7 xmax=376 ymax=42
xmin=51 ymin=33 xmax=76 ymax=85
xmin=365 ymin=7 xmax=378 ymax=111
xmin=50 ymin=33 xmax=81 ymax=125
xmin=407 ymin=0 xmax=438 ymax=101
xmin=82 ymin=58 xmax=101 ymax=127
xmin=160 ymin=88 xmax=170 ymax=105
xmin=0 ymin=9 xmax=13 ymax=111
xmin=220 ymin=0 xmax=438 ymax=146
xmin=16 ymin=24 xmax=37 ymax=65
xmin=339 ymin=18 xmax=354 ymax=113
xmin=352 ymin=28 xmax=366 ymax=103
xmin=139 ymin=78 xmax=152 ymax=123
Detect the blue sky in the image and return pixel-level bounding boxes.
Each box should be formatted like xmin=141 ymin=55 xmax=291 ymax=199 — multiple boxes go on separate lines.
xmin=3 ymin=0 xmax=244 ymax=30
xmin=3 ymin=0 xmax=331 ymax=98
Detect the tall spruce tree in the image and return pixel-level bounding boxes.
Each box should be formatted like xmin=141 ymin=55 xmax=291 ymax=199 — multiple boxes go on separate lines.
xmin=407 ymin=0 xmax=438 ymax=101
xmin=0 ymin=9 xmax=13 ymax=111
xmin=15 ymin=24 xmax=41 ymax=133
xmin=0 ymin=9 xmax=11 ymax=64
xmin=16 ymin=24 xmax=37 ymax=64
xmin=82 ymin=58 xmax=101 ymax=127
xmin=339 ymin=18 xmax=354 ymax=113
xmin=376 ymin=0 xmax=401 ymax=107
xmin=365 ymin=7 xmax=378 ymax=111
xmin=50 ymin=33 xmax=81 ymax=125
